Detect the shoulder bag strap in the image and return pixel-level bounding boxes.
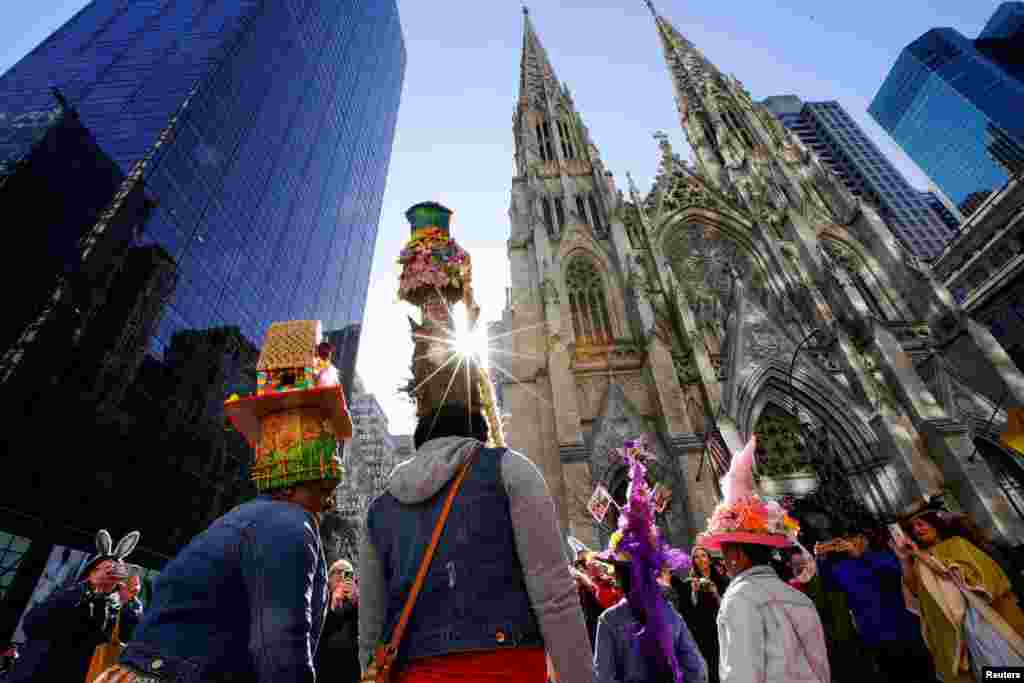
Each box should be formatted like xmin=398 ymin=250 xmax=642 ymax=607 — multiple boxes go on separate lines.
xmin=385 ymin=444 xmax=480 ymax=657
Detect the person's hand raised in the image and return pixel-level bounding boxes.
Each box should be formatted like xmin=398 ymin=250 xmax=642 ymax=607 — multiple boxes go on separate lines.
xmin=890 ymin=536 xmax=918 ymax=561
xmin=118 ymin=575 xmax=141 ymax=603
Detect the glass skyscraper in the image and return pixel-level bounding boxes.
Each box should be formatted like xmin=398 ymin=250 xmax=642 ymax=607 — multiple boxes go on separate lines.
xmin=763 ymin=95 xmax=955 ymax=260
xmin=0 ymin=0 xmax=404 ymax=356
xmin=0 ymin=0 xmax=404 ymax=640
xmin=869 ymin=7 xmax=1024 ymax=217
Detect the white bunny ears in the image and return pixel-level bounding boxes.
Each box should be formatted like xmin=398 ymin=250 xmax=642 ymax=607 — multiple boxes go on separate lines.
xmin=95 ymin=529 xmax=141 ymax=561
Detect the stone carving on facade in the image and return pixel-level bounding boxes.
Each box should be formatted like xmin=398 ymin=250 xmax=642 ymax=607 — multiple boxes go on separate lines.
xmin=540 ymin=276 xmax=560 ymax=305
xmin=672 ymin=351 xmax=701 ymax=386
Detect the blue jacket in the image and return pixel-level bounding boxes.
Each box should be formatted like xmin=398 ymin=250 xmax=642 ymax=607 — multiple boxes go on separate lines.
xmin=365 ymin=445 xmax=543 ymax=667
xmin=594 ymin=600 xmax=708 ymax=683
xmin=817 ymin=550 xmax=923 ymax=646
xmin=8 ymin=582 xmax=142 ymax=683
xmin=119 ymin=496 xmax=328 ymax=682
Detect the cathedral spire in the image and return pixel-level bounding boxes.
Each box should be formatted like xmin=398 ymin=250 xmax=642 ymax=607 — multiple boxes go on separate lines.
xmin=518 ymin=6 xmax=560 ymax=106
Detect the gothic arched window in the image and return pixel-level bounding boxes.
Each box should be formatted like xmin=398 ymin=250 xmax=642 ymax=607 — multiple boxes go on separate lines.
xmin=566 ymin=256 xmax=613 ymax=346
xmin=557 ymin=119 xmax=577 ymax=160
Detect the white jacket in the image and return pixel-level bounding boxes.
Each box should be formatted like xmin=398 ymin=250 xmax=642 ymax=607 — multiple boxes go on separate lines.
xmin=717 ymin=565 xmax=830 ymax=683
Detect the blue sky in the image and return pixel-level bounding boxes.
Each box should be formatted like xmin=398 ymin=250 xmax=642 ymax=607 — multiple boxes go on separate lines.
xmin=0 ymin=1 xmax=1003 ymax=434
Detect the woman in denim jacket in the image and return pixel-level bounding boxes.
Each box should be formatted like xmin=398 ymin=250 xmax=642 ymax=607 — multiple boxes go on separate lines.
xmin=591 ymin=443 xmax=707 ymax=683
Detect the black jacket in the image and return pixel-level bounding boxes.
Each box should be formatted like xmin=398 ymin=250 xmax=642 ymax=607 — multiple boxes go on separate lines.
xmin=7 ymin=582 xmax=142 ymax=683
xmin=315 ymin=600 xmax=360 ymax=683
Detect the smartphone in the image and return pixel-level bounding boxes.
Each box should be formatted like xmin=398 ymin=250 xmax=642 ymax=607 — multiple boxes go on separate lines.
xmin=888 ymin=523 xmax=908 ymax=545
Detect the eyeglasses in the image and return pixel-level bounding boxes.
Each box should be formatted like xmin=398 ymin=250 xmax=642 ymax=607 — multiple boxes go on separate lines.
xmin=331 ymin=569 xmax=355 ymax=582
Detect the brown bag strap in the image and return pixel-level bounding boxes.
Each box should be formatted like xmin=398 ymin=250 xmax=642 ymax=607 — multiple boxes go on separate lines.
xmin=383 ymin=445 xmax=480 ymax=658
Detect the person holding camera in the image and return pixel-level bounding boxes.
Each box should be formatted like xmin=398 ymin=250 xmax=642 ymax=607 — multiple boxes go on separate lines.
xmin=316 ymin=559 xmax=361 ymax=683
xmin=8 ymin=531 xmax=144 ymax=683
xmin=815 ymin=529 xmax=936 ymax=683
xmin=674 ymin=545 xmax=728 ymax=683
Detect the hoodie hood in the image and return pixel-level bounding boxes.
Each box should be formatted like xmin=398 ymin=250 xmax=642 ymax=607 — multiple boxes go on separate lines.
xmin=387 ymin=436 xmax=480 ymax=504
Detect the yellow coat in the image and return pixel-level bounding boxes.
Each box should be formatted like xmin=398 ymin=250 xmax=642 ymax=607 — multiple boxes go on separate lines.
xmin=906 ymin=536 xmax=1024 ymax=682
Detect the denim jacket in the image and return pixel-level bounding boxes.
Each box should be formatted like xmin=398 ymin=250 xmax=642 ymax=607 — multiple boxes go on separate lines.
xmin=8 ymin=582 xmax=142 ymax=683
xmin=594 ymin=599 xmax=708 ymax=683
xmin=366 ymin=444 xmax=543 ymax=666
xmin=360 ymin=437 xmax=592 ymax=683
xmin=119 ymin=496 xmax=328 ymax=683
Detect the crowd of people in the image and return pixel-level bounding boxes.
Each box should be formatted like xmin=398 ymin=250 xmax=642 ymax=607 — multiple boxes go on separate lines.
xmin=5 ymin=305 xmax=1024 ymax=683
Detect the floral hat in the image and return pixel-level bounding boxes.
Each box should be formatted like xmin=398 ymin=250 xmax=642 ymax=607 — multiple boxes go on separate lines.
xmin=697 ymin=435 xmax=801 ymax=550
xmin=397 ymin=202 xmax=504 ymax=447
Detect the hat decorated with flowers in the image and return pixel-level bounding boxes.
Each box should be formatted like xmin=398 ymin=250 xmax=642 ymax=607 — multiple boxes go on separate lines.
xmin=397 ymin=202 xmax=504 ymax=447
xmin=697 ymin=435 xmax=801 ymax=550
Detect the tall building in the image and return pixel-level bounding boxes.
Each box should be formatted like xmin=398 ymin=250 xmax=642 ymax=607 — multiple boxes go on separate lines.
xmin=334 ymin=376 xmax=397 ymax=559
xmin=325 ymin=322 xmax=362 ymax=405
xmin=977 ymin=2 xmax=1024 ymax=83
xmin=0 ymin=0 xmax=404 ymax=641
xmin=921 ymin=191 xmax=962 ymax=233
xmin=499 ymin=5 xmax=1024 ymax=555
xmin=762 ymin=95 xmax=954 ymax=260
xmin=869 ymin=6 xmax=1024 ymax=217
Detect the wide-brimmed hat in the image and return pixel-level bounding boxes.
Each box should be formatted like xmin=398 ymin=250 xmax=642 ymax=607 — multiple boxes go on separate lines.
xmin=895 ymin=494 xmax=946 ymax=525
xmin=697 ymin=436 xmax=801 ymax=550
xmin=224 ymin=320 xmax=352 ymax=493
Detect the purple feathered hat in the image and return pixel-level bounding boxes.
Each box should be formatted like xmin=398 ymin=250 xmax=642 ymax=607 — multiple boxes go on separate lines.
xmin=596 ymin=438 xmax=690 ymax=682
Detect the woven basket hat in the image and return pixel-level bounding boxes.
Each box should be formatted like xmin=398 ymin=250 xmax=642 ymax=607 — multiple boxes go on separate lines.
xmin=224 ymin=320 xmax=353 ymax=493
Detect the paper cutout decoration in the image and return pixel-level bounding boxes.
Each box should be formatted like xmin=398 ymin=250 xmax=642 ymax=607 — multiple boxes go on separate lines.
xmin=587 ymin=484 xmax=614 ymax=524
xmin=652 ymin=483 xmax=673 ymax=513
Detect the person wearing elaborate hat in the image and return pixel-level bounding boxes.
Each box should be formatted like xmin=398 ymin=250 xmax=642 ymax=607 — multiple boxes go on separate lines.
xmin=8 ymin=530 xmax=144 ymax=683
xmin=357 ymin=202 xmax=592 ymax=683
xmin=697 ymin=436 xmax=829 ymax=683
xmin=592 ymin=442 xmax=707 ymax=683
xmin=892 ymin=496 xmax=1024 ymax=681
xmin=95 ymin=320 xmax=352 ymax=683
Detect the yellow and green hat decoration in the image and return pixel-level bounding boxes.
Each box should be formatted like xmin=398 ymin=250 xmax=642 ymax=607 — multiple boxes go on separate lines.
xmin=224 ymin=320 xmax=353 ymax=493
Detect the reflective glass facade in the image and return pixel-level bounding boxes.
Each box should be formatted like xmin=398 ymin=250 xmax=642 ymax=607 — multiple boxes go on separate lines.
xmin=0 ymin=1 xmax=403 ymax=635
xmin=870 ymin=27 xmax=1024 ymax=213
xmin=0 ymin=0 xmax=405 ymax=355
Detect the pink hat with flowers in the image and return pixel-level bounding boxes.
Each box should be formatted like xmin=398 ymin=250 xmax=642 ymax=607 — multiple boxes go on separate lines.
xmin=697 ymin=435 xmax=801 ymax=550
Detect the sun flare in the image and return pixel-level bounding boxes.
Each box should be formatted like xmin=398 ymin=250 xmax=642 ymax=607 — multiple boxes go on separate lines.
xmin=451 ymin=304 xmax=489 ymax=368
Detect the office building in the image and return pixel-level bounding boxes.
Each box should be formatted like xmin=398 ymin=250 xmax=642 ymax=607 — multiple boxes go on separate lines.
xmin=0 ymin=0 xmax=404 ymax=641
xmin=763 ymin=95 xmax=954 ymax=259
xmin=325 ymin=322 xmax=362 ymax=406
xmin=977 ymin=2 xmax=1024 ymax=82
xmin=932 ymin=178 xmax=1024 ymax=370
xmin=870 ymin=5 xmax=1024 ymax=216
xmin=334 ymin=375 xmax=398 ymax=560
xmin=922 ymin=190 xmax=962 ymax=233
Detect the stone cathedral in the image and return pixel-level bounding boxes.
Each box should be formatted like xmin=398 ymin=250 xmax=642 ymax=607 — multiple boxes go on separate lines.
xmin=496 ymin=4 xmax=1024 ymax=553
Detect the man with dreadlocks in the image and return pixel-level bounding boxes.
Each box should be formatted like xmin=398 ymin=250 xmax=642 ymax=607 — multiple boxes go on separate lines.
xmin=592 ymin=440 xmax=707 ymax=683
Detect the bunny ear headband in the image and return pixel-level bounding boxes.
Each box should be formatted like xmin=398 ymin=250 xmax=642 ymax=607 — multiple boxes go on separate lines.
xmin=80 ymin=529 xmax=143 ymax=581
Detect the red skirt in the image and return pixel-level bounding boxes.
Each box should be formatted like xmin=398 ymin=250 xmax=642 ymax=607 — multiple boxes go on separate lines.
xmin=396 ymin=647 xmax=547 ymax=682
